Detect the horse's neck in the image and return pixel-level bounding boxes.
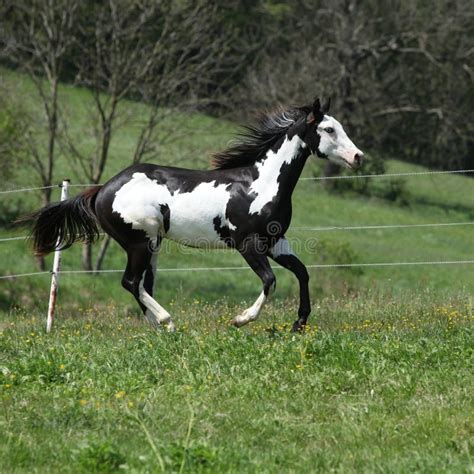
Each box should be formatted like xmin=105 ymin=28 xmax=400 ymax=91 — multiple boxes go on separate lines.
xmin=249 ymin=134 xmax=309 ymax=207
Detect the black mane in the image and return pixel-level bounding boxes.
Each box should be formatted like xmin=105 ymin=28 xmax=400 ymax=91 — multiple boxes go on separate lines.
xmin=212 ymin=106 xmax=309 ymax=170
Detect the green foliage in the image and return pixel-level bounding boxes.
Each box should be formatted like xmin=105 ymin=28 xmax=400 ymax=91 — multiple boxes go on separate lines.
xmin=165 ymin=442 xmax=218 ymax=472
xmin=0 ymin=197 xmax=27 ymax=227
xmin=321 ymin=154 xmax=411 ymax=206
xmin=76 ymin=442 xmax=126 ymax=473
xmin=0 ymin=89 xmax=26 ymax=181
xmin=316 ymin=240 xmax=363 ymax=276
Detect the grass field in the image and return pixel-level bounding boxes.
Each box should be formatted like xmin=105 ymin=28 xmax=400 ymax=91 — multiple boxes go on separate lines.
xmin=1 ymin=295 xmax=473 ymax=472
xmin=1 ymin=71 xmax=473 ymax=472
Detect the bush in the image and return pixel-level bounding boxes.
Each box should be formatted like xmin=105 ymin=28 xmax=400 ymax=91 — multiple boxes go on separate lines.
xmin=0 ymin=197 xmax=27 ymax=228
xmin=76 ymin=442 xmax=126 ymax=473
xmin=319 ymin=154 xmax=410 ymax=205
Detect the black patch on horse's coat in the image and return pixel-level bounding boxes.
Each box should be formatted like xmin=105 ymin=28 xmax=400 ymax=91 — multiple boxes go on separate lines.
xmin=143 ymin=264 xmax=155 ymax=295
xmin=213 ymin=216 xmax=234 ymax=247
xmin=160 ymin=204 xmax=170 ymax=233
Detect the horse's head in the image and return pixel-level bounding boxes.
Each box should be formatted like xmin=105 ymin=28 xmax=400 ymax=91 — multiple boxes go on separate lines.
xmin=302 ymin=98 xmax=363 ymax=170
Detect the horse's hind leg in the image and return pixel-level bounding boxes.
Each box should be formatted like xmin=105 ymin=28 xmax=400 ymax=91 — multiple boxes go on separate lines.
xmin=122 ymin=239 xmax=175 ymax=332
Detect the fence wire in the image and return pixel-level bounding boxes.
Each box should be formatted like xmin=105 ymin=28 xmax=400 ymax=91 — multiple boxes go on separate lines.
xmin=1 ymin=259 xmax=474 ymax=280
xmin=2 ymin=221 xmax=473 ymax=243
xmin=1 ymin=168 xmax=472 ymax=280
xmin=1 ymin=168 xmax=473 ymax=194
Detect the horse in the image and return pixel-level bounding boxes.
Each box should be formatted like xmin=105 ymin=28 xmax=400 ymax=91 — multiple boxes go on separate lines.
xmin=24 ymin=98 xmax=363 ymax=332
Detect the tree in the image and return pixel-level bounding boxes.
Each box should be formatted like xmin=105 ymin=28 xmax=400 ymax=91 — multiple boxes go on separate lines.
xmin=0 ymin=0 xmax=79 ymax=269
xmin=231 ymin=0 xmax=473 ymax=173
xmin=0 ymin=0 xmax=79 ymax=205
xmin=62 ymin=0 xmax=236 ymax=270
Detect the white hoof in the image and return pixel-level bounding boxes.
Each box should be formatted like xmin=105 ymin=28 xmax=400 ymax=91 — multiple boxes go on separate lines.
xmin=231 ymin=310 xmax=253 ymax=328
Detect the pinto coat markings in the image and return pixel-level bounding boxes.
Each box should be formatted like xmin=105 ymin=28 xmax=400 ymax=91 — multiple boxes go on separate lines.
xmin=112 ymin=172 xmax=236 ymax=247
xmin=248 ymin=135 xmax=304 ymax=215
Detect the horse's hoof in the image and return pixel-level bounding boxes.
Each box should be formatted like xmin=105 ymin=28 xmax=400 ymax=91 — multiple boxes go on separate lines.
xmin=163 ymin=320 xmax=176 ymax=332
xmin=230 ymin=316 xmax=246 ymax=328
xmin=291 ymin=321 xmax=306 ymax=333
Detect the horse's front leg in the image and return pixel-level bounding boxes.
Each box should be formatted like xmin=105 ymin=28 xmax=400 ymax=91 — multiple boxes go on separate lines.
xmin=269 ymin=237 xmax=310 ymax=332
xmin=231 ymin=236 xmax=276 ymax=328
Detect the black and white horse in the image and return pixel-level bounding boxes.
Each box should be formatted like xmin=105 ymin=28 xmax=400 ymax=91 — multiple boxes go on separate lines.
xmin=26 ymin=98 xmax=363 ymax=332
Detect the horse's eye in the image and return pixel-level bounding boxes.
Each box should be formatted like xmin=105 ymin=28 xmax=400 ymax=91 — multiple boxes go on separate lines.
xmin=325 ymin=127 xmax=335 ymax=134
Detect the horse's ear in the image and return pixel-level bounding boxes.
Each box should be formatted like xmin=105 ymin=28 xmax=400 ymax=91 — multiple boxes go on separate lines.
xmin=322 ymin=98 xmax=331 ymax=114
xmin=312 ymin=97 xmax=321 ymax=114
xmin=307 ymin=97 xmax=323 ymax=124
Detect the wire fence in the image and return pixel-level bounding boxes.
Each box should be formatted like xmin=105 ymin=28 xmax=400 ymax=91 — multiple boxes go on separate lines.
xmin=2 ymin=221 xmax=474 ymax=243
xmin=1 ymin=259 xmax=474 ymax=280
xmin=1 ymin=168 xmax=473 ymax=194
xmin=292 ymin=221 xmax=474 ymax=232
xmin=300 ymin=168 xmax=474 ymax=181
xmin=0 ymin=168 xmax=472 ymax=281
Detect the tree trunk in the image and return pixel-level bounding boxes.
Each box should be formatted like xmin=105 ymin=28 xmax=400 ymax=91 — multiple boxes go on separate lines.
xmin=82 ymin=242 xmax=93 ymax=271
xmin=36 ymin=255 xmax=46 ymax=271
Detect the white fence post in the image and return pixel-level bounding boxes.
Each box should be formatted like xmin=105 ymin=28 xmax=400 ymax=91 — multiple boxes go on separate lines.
xmin=46 ymin=179 xmax=70 ymax=333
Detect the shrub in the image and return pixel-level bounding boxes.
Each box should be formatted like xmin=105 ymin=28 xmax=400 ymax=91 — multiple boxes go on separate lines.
xmin=318 ymin=154 xmax=410 ymax=205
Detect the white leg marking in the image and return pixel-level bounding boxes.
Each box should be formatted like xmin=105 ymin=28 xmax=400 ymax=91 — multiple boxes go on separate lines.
xmin=270 ymin=237 xmax=294 ymax=258
xmin=232 ymin=291 xmax=267 ymax=328
xmin=139 ymin=257 xmax=175 ymax=332
xmin=231 ymin=282 xmax=275 ymax=328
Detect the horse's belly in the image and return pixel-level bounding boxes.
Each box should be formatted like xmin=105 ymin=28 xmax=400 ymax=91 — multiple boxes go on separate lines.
xmin=167 ymin=187 xmax=232 ymax=249
xmin=167 ymin=216 xmax=228 ymax=248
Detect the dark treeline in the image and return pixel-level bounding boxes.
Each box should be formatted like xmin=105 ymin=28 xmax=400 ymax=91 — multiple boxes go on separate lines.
xmin=227 ymin=0 xmax=473 ymax=172
xmin=1 ymin=0 xmax=473 ymax=172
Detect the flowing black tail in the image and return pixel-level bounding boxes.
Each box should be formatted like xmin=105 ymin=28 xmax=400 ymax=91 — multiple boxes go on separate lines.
xmin=18 ymin=187 xmax=102 ymax=256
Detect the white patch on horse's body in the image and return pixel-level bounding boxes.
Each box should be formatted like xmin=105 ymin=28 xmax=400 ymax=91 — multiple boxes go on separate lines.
xmin=248 ymin=135 xmax=304 ymax=214
xmin=112 ymin=172 xmax=171 ymax=238
xmin=270 ymin=237 xmax=294 ymax=258
xmin=112 ymin=172 xmax=235 ymax=247
xmin=166 ymin=181 xmax=234 ymax=247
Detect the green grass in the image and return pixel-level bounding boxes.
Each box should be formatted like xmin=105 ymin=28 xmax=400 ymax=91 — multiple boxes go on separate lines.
xmin=1 ymin=294 xmax=473 ymax=472
xmin=1 ymin=70 xmax=474 ymax=472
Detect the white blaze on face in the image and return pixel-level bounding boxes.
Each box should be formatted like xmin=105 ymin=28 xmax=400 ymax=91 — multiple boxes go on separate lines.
xmin=112 ymin=172 xmax=236 ymax=248
xmin=317 ymin=115 xmax=363 ymax=169
xmin=249 ymin=135 xmax=304 ymax=214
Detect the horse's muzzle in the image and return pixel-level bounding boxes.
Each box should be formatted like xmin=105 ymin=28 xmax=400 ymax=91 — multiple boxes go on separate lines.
xmin=353 ymin=152 xmax=363 ymax=168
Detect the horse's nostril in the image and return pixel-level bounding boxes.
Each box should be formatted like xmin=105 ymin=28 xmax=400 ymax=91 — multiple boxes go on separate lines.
xmin=354 ymin=153 xmax=363 ymax=166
